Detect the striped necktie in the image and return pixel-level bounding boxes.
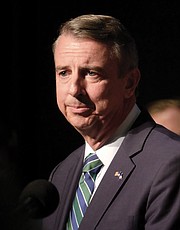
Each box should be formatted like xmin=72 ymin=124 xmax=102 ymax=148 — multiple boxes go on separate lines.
xmin=66 ymin=153 xmax=103 ymax=230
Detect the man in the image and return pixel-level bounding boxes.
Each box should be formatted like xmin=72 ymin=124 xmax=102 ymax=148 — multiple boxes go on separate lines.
xmin=147 ymin=98 xmax=180 ymax=135
xmin=42 ymin=14 xmax=180 ymax=230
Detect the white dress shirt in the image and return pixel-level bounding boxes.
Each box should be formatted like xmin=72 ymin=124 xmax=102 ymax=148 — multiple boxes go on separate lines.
xmin=84 ymin=104 xmax=141 ymax=199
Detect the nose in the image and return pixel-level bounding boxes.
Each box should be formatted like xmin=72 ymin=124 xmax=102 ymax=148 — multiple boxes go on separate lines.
xmin=69 ymin=74 xmax=86 ymax=97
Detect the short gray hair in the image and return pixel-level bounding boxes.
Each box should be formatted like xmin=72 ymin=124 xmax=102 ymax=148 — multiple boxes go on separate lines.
xmin=53 ymin=14 xmax=139 ymax=76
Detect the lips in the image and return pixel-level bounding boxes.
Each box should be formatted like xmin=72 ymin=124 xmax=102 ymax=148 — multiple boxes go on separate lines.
xmin=67 ymin=105 xmax=93 ymax=115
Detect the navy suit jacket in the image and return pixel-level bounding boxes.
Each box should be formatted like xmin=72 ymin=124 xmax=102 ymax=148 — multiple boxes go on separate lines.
xmin=42 ymin=110 xmax=180 ymax=230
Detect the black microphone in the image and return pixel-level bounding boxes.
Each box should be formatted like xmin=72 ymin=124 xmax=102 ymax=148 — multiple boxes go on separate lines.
xmin=18 ymin=179 xmax=59 ymax=219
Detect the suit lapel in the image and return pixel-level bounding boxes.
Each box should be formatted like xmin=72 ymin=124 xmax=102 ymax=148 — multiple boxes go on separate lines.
xmin=79 ymin=145 xmax=135 ymax=229
xmin=79 ymin=110 xmax=155 ymax=229
xmin=55 ymin=147 xmax=85 ymax=230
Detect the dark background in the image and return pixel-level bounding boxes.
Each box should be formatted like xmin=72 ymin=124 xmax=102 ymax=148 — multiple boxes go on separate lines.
xmin=7 ymin=0 xmax=180 ymax=188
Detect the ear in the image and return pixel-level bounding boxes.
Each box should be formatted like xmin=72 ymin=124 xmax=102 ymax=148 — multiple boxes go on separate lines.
xmin=124 ymin=68 xmax=141 ymax=98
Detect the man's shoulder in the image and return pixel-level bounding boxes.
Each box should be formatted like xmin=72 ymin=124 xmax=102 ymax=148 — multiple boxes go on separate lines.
xmin=50 ymin=144 xmax=85 ymax=175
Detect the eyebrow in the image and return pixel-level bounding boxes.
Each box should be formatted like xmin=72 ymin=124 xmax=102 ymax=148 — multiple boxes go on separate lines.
xmin=55 ymin=66 xmax=68 ymax=72
xmin=55 ymin=65 xmax=105 ymax=73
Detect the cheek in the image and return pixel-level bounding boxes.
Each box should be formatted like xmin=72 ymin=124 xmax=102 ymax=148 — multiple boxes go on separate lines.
xmin=90 ymin=84 xmax=108 ymax=102
xmin=99 ymin=80 xmax=124 ymax=99
xmin=90 ymin=83 xmax=122 ymax=110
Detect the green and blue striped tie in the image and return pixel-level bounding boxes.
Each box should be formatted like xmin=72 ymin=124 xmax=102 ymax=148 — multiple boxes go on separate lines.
xmin=66 ymin=153 xmax=103 ymax=230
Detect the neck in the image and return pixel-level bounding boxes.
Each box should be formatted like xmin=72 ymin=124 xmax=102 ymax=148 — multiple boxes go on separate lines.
xmin=79 ymin=102 xmax=136 ymax=151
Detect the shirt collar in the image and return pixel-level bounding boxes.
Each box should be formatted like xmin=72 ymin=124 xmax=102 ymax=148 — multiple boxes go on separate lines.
xmin=85 ymin=104 xmax=141 ymax=164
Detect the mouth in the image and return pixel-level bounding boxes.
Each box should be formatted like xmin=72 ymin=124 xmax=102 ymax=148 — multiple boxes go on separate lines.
xmin=67 ymin=105 xmax=94 ymax=115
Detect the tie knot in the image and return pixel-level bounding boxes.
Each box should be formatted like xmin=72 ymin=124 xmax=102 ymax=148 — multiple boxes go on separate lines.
xmin=83 ymin=153 xmax=103 ymax=174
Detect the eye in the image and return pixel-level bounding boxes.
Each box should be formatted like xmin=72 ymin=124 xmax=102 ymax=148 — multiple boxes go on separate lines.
xmin=57 ymin=70 xmax=68 ymax=78
xmin=88 ymin=70 xmax=97 ymax=76
xmin=85 ymin=69 xmax=103 ymax=82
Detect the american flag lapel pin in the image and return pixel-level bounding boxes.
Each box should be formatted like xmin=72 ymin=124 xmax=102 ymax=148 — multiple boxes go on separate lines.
xmin=114 ymin=171 xmax=123 ymax=180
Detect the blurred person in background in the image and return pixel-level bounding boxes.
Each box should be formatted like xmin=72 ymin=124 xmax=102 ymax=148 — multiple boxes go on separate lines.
xmin=147 ymin=98 xmax=180 ymax=135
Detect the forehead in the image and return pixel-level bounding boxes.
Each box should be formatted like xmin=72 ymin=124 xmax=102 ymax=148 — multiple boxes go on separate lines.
xmin=54 ymin=34 xmax=112 ymax=60
xmin=54 ymin=34 xmax=120 ymax=76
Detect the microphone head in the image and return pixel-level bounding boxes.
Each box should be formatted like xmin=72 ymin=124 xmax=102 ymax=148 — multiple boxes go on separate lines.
xmin=18 ymin=179 xmax=59 ymax=219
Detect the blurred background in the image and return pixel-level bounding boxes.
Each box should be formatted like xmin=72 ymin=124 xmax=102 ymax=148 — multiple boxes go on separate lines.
xmin=7 ymin=0 xmax=180 ymax=188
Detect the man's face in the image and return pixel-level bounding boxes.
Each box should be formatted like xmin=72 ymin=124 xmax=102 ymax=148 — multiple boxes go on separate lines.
xmin=54 ymin=34 xmax=138 ymax=135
